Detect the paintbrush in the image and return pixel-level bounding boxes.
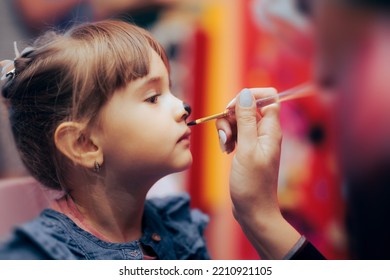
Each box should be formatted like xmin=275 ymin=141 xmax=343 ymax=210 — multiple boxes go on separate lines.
xmin=187 ymin=82 xmax=315 ymax=126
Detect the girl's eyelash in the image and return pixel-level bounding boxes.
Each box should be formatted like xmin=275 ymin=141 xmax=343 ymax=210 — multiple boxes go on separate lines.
xmin=146 ymin=94 xmax=160 ymax=104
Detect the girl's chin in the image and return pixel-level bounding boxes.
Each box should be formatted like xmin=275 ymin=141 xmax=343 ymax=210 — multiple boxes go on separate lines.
xmin=174 ymin=157 xmax=193 ymax=173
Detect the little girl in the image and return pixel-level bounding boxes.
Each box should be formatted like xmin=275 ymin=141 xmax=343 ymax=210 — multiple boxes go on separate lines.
xmin=0 ymin=20 xmax=209 ymax=260
xmin=0 ymin=19 xmax=324 ymax=260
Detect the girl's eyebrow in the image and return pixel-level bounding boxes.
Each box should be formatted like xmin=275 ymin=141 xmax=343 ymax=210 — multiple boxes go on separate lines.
xmin=137 ymin=75 xmax=172 ymax=92
xmin=133 ymin=76 xmax=163 ymax=96
xmin=145 ymin=76 xmax=162 ymax=85
xmin=140 ymin=76 xmax=163 ymax=89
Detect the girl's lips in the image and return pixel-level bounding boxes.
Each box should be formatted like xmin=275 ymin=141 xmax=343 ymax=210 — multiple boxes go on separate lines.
xmin=178 ymin=130 xmax=191 ymax=143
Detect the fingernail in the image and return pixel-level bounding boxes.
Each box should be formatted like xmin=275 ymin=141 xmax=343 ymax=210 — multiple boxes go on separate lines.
xmin=239 ymin=88 xmax=253 ymax=107
xmin=218 ymin=130 xmax=227 ymax=152
xmin=218 ymin=130 xmax=227 ymax=144
xmin=226 ymin=97 xmax=236 ymax=109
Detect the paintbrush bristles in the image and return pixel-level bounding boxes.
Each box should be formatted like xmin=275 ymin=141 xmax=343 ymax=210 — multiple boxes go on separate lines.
xmin=187 ymin=120 xmax=197 ymax=126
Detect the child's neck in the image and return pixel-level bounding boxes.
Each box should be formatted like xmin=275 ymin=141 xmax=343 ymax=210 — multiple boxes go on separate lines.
xmin=53 ymin=181 xmax=152 ymax=243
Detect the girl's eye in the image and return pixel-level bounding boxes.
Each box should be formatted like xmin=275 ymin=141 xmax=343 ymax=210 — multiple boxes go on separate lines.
xmin=146 ymin=95 xmax=159 ymax=104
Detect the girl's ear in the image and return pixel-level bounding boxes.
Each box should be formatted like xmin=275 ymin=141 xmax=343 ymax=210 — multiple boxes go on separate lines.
xmin=54 ymin=122 xmax=103 ymax=170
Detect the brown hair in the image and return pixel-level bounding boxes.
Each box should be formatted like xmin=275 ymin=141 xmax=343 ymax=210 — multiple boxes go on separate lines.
xmin=1 ymin=20 xmax=169 ymax=190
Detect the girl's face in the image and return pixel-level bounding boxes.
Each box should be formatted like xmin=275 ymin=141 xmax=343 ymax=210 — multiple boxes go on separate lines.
xmin=95 ymin=49 xmax=192 ymax=182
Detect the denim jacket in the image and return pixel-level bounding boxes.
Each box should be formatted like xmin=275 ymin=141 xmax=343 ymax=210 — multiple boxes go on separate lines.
xmin=0 ymin=193 xmax=210 ymax=260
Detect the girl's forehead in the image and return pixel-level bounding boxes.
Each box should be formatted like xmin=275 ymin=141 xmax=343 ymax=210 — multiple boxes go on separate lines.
xmin=144 ymin=49 xmax=170 ymax=79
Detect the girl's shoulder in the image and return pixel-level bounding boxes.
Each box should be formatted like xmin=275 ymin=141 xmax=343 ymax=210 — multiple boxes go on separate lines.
xmin=0 ymin=194 xmax=212 ymax=260
xmin=143 ymin=192 xmax=211 ymax=259
xmin=146 ymin=192 xmax=208 ymax=224
xmin=0 ymin=209 xmax=78 ymax=260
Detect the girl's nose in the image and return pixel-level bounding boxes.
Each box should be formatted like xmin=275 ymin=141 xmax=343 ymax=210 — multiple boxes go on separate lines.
xmin=183 ymin=102 xmax=192 ymax=117
xmin=180 ymin=102 xmax=191 ymax=122
xmin=172 ymin=93 xmax=191 ymax=122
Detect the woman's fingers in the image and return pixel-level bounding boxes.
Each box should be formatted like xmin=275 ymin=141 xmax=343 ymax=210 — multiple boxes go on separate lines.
xmin=216 ymin=87 xmax=279 ymax=154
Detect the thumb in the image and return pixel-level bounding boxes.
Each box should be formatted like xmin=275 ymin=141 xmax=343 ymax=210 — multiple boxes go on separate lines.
xmin=235 ymin=88 xmax=258 ymax=153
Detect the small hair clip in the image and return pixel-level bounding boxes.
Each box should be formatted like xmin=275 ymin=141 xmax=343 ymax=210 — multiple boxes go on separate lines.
xmin=14 ymin=41 xmax=34 ymax=58
xmin=0 ymin=60 xmax=15 ymax=81
xmin=0 ymin=41 xmax=20 ymax=81
xmin=5 ymin=69 xmax=16 ymax=80
xmin=1 ymin=42 xmax=34 ymax=81
xmin=14 ymin=41 xmax=20 ymax=58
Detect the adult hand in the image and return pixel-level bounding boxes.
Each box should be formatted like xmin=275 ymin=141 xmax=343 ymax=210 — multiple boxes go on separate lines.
xmin=216 ymin=88 xmax=301 ymax=259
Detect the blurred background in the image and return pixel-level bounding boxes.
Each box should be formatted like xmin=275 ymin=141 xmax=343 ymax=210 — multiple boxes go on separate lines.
xmin=1 ymin=0 xmax=389 ymax=260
